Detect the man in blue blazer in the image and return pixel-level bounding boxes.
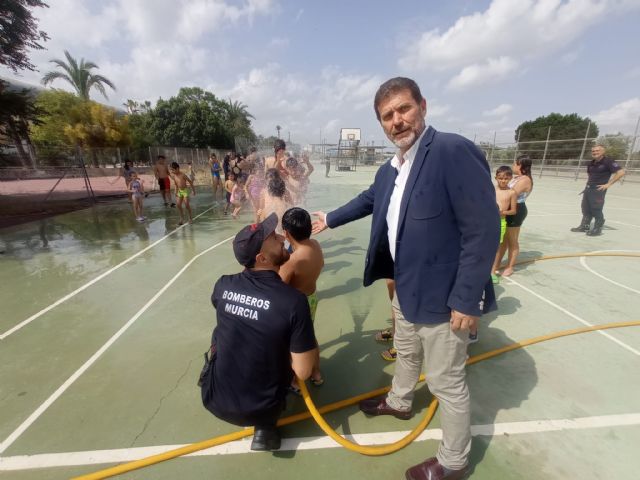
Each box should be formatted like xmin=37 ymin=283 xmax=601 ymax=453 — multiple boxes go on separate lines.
xmin=313 ymin=77 xmax=499 ymax=480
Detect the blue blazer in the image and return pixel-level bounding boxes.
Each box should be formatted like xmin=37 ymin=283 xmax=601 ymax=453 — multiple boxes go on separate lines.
xmin=327 ymin=127 xmax=500 ymax=324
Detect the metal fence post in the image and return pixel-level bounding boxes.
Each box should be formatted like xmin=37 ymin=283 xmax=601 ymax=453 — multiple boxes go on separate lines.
xmin=28 ymin=143 xmax=37 ymax=169
xmin=148 ymin=146 xmax=152 ymax=165
xmin=539 ymin=126 xmax=551 ymax=178
xmin=622 ymin=116 xmax=640 ymax=184
xmin=488 ymin=131 xmax=497 ymax=169
xmin=574 ymin=121 xmax=591 ymax=181
xmin=513 ymin=128 xmax=521 ymax=162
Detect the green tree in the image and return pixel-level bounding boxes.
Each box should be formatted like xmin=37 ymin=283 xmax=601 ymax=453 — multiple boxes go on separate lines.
xmin=41 ymin=50 xmax=116 ymax=100
xmin=0 ymin=84 xmax=43 ymax=167
xmin=0 ymin=0 xmax=49 ymax=167
xmin=596 ymin=133 xmax=631 ymax=161
xmin=123 ymin=99 xmax=151 ymax=115
xmin=122 ymin=99 xmax=156 ymax=153
xmin=64 ymin=102 xmax=130 ymax=150
xmin=516 ymin=113 xmax=599 ymax=161
xmin=30 ymin=89 xmax=83 ymax=147
xmin=31 ymin=89 xmax=130 ymax=165
xmin=148 ymin=87 xmax=250 ymax=148
xmin=225 ymin=99 xmax=256 ymax=141
xmin=0 ymin=0 xmax=49 ymax=73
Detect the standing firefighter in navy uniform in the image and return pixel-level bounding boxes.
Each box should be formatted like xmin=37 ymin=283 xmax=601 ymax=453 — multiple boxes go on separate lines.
xmin=571 ymin=144 xmax=625 ymax=236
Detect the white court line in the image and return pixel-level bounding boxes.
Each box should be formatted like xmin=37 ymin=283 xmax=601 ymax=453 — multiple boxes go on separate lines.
xmin=528 ymin=213 xmax=575 ymax=217
xmin=608 ymin=220 xmax=640 ymax=229
xmin=526 ymin=214 xmax=640 ymax=228
xmin=0 ymin=235 xmax=234 ymax=455
xmin=0 ymin=207 xmax=214 ymax=340
xmin=503 ymin=276 xmax=640 ymax=356
xmin=533 ymin=184 xmax=640 ymax=201
xmin=533 ymin=202 xmax=638 ymax=211
xmin=580 ymin=255 xmax=640 ymax=295
xmin=528 ymin=209 xmax=556 ymax=216
xmin=1 ymin=413 xmax=639 ymax=471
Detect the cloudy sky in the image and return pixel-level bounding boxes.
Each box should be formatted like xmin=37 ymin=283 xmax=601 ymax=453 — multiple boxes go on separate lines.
xmin=3 ymin=0 xmax=640 ymax=146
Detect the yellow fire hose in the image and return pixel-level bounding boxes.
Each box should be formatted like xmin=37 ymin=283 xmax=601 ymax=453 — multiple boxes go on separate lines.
xmin=75 ymin=252 xmax=640 ymax=479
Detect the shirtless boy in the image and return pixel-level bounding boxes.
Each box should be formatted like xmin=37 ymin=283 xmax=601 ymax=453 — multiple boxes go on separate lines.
xmin=154 ymin=155 xmax=174 ymax=207
xmin=265 ymin=139 xmax=289 ymax=178
xmin=491 ymin=165 xmax=518 ymax=283
xmin=279 ymin=207 xmax=324 ymax=386
xmin=468 ymin=166 xmax=516 ymax=344
xmin=285 ymin=155 xmax=314 ymax=206
xmin=169 ymin=162 xmax=196 ymax=225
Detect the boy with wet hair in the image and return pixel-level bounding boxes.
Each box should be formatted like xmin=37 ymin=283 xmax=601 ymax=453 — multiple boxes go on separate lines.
xmin=471 ymin=166 xmax=517 ymax=344
xmin=279 ymin=207 xmax=324 ymax=386
xmin=154 ymin=155 xmax=174 ymax=207
xmin=490 ymin=165 xmax=518 ymax=285
xmin=170 ymin=162 xmax=196 ymax=225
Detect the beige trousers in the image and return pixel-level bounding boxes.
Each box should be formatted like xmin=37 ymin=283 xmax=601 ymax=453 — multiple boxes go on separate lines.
xmin=385 ymin=294 xmax=471 ymax=470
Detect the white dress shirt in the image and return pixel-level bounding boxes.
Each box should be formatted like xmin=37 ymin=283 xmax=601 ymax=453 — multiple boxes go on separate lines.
xmin=386 ymin=127 xmax=428 ymax=261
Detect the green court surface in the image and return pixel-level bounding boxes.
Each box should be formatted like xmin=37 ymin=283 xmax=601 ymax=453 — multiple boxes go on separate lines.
xmin=1 ymin=167 xmax=639 ymax=480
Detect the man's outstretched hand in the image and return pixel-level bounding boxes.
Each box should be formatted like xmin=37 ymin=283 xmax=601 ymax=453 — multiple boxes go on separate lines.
xmin=312 ymin=211 xmax=329 ymax=235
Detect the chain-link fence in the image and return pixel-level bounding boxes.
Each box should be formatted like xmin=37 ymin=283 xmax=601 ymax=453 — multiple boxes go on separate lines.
xmin=0 ymin=144 xmax=228 ymax=227
xmin=465 ymin=126 xmax=640 ymax=183
xmin=2 ymin=127 xmax=639 ymax=227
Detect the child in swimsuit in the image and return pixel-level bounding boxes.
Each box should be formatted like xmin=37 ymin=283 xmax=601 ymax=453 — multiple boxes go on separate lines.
xmin=128 ymin=171 xmax=146 ymax=222
xmin=279 ymin=207 xmax=325 ymax=387
xmin=230 ymin=176 xmax=247 ymax=219
xmin=209 ymin=154 xmax=222 ymax=201
xmin=259 ymin=169 xmax=292 ymax=234
xmin=169 ymin=162 xmax=196 ymax=225
xmin=490 ymin=166 xmax=518 ymax=282
xmin=470 ymin=167 xmax=516 ymax=343
xmin=223 ymin=173 xmax=236 ymax=215
xmin=245 ymin=160 xmax=266 ymax=223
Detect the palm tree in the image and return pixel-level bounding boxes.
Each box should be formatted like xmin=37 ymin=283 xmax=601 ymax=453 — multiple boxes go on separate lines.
xmin=41 ymin=50 xmax=115 ymax=101
xmin=276 ymin=125 xmax=281 ymax=139
xmin=226 ymin=99 xmax=255 ymax=131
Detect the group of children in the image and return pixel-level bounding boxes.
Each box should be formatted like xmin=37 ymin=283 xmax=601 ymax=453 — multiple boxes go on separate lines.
xmin=114 ymin=157 xmax=196 ymax=225
xmin=117 ymin=140 xmax=315 ymax=230
xmin=218 ymin=147 xmax=314 ymax=227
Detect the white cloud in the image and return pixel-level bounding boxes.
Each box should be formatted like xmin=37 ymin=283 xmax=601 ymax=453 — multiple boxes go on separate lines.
xmin=101 ymin=45 xmax=213 ymax=104
xmin=470 ymin=116 xmax=508 ymax=129
xmin=427 ymin=102 xmax=450 ymax=118
xmin=269 ymin=37 xmax=290 ymax=48
xmin=118 ymin=0 xmax=275 ymax=43
xmin=398 ymin=0 xmax=637 ymax=73
xmin=591 ymin=98 xmax=640 ymax=134
xmin=447 ymin=57 xmax=518 ymax=90
xmin=625 ymin=66 xmax=640 ymax=79
xmin=219 ymin=65 xmax=384 ymax=142
xmin=559 ymin=49 xmax=581 ymax=65
xmin=483 ymin=103 xmax=513 ymax=117
xmin=398 ymin=0 xmax=640 ymax=92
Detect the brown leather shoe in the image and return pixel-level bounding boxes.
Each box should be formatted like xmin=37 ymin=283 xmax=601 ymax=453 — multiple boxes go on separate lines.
xmin=359 ymin=397 xmax=412 ymax=420
xmin=405 ymin=457 xmax=468 ymax=480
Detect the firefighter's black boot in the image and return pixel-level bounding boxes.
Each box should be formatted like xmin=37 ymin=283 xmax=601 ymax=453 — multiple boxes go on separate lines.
xmin=570 ymin=216 xmax=592 ymax=232
xmin=586 ymin=218 xmax=604 ymax=236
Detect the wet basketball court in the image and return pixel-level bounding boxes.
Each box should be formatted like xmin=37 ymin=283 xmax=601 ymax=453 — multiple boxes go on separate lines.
xmin=1 ymin=166 xmax=639 ymax=479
